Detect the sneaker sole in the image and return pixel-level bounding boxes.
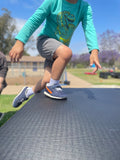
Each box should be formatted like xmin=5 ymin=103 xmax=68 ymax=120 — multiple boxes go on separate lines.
xmin=12 ymin=86 xmax=28 ymax=107
xmin=44 ymin=91 xmax=67 ymax=100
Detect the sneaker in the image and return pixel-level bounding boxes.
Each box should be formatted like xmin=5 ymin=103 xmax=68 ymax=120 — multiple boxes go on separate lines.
xmin=44 ymin=84 xmax=67 ymax=100
xmin=12 ymin=87 xmax=28 ymax=108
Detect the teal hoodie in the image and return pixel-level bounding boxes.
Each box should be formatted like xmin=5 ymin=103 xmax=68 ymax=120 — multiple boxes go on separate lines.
xmin=16 ymin=0 xmax=99 ymax=52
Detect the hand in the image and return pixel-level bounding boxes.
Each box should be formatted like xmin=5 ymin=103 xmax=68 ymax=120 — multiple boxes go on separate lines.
xmin=90 ymin=49 xmax=102 ymax=73
xmin=9 ymin=40 xmax=24 ymax=62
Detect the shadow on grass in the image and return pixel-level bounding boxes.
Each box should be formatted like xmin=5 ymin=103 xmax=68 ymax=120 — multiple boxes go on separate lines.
xmin=0 ymin=95 xmax=34 ymax=128
xmin=0 ymin=111 xmax=17 ymax=127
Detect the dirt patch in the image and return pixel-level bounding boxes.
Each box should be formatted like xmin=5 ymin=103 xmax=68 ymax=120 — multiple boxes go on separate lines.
xmin=6 ymin=76 xmax=43 ymax=85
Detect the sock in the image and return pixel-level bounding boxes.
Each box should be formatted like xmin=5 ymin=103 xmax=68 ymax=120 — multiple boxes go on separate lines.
xmin=47 ymin=78 xmax=59 ymax=86
xmin=25 ymin=87 xmax=34 ymax=98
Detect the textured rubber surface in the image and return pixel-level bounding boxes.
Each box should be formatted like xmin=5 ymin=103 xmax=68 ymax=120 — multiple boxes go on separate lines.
xmin=0 ymin=88 xmax=120 ymax=160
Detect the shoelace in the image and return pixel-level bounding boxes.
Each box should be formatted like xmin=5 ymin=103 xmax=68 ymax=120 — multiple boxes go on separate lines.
xmin=20 ymin=98 xmax=25 ymax=102
xmin=55 ymin=86 xmax=62 ymax=91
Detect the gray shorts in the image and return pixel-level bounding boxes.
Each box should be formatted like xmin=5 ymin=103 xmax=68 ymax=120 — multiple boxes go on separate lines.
xmin=37 ymin=35 xmax=63 ymax=68
xmin=0 ymin=52 xmax=8 ymax=78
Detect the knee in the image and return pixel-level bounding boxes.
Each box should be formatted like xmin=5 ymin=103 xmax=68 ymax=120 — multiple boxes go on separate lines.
xmin=55 ymin=45 xmax=72 ymax=62
xmin=64 ymin=47 xmax=72 ymax=61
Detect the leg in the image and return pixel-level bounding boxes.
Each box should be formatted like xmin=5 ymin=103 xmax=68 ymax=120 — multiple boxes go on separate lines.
xmin=36 ymin=36 xmax=72 ymax=99
xmin=0 ymin=53 xmax=8 ymax=94
xmin=0 ymin=77 xmax=4 ymax=93
xmin=51 ymin=45 xmax=72 ymax=80
xmin=44 ymin=45 xmax=72 ymax=100
xmin=33 ymin=67 xmax=51 ymax=93
xmin=0 ymin=77 xmax=7 ymax=94
xmin=37 ymin=36 xmax=72 ymax=82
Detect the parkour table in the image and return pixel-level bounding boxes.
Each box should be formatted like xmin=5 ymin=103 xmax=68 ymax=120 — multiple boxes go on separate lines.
xmin=0 ymin=88 xmax=120 ymax=160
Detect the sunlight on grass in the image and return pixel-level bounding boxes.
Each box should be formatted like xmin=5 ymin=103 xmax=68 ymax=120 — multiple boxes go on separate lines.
xmin=0 ymin=95 xmax=29 ymax=127
xmin=68 ymin=68 xmax=120 ymax=85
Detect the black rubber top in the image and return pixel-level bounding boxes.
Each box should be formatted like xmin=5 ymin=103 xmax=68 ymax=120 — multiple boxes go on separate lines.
xmin=0 ymin=88 xmax=120 ymax=160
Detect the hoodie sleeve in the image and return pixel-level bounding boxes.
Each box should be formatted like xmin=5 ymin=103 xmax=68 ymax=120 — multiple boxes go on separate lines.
xmin=15 ymin=0 xmax=52 ymax=44
xmin=82 ymin=4 xmax=99 ymax=53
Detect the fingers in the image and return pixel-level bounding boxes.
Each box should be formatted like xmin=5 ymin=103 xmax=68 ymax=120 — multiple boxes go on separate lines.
xmin=9 ymin=50 xmax=20 ymax=62
xmin=92 ymin=66 xmax=98 ymax=73
xmin=90 ymin=52 xmax=102 ymax=72
xmin=9 ymin=47 xmax=23 ymax=63
xmin=94 ymin=60 xmax=102 ymax=69
xmin=9 ymin=40 xmax=24 ymax=62
xmin=10 ymin=52 xmax=21 ymax=62
xmin=9 ymin=50 xmax=14 ymax=62
xmin=90 ymin=58 xmax=94 ymax=67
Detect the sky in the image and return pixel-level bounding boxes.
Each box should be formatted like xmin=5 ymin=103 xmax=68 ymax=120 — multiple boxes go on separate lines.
xmin=0 ymin=0 xmax=120 ymax=56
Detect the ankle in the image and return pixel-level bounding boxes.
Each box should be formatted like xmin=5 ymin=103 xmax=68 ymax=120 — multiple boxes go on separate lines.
xmin=47 ymin=78 xmax=59 ymax=86
xmin=25 ymin=87 xmax=34 ymax=98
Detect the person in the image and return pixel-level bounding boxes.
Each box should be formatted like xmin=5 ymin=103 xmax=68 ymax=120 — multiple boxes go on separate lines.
xmin=0 ymin=51 xmax=8 ymax=94
xmin=9 ymin=0 xmax=101 ymax=107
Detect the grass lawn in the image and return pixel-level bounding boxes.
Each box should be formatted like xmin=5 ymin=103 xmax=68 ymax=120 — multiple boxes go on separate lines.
xmin=68 ymin=68 xmax=120 ymax=85
xmin=0 ymin=95 xmax=29 ymax=127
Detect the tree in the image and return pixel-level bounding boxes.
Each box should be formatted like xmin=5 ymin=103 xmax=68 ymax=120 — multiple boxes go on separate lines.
xmin=99 ymin=30 xmax=120 ymax=52
xmin=69 ymin=53 xmax=90 ymax=68
xmin=0 ymin=8 xmax=32 ymax=56
xmin=99 ymin=50 xmax=120 ymax=67
xmin=0 ymin=8 xmax=16 ymax=54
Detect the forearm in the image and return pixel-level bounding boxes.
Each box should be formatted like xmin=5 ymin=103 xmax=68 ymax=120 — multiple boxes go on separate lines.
xmin=91 ymin=49 xmax=99 ymax=54
xmin=15 ymin=40 xmax=24 ymax=46
xmin=82 ymin=5 xmax=99 ymax=52
xmin=15 ymin=13 xmax=45 ymax=44
xmin=16 ymin=0 xmax=51 ymax=44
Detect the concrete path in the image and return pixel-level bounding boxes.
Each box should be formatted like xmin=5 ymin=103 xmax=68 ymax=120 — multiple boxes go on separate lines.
xmin=64 ymin=72 xmax=92 ymax=88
